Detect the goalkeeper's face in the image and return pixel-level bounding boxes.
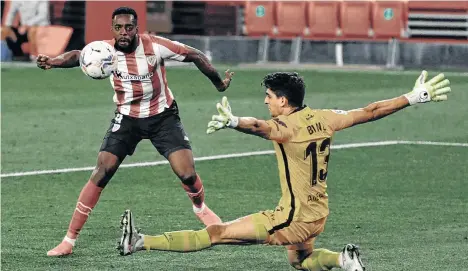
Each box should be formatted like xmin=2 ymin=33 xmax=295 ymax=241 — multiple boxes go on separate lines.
xmin=264 ymin=89 xmax=283 ymax=117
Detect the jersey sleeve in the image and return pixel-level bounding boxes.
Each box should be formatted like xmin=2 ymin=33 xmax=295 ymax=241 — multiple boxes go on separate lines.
xmin=151 ymin=36 xmax=189 ymax=62
xmin=320 ymin=109 xmax=355 ymax=132
xmin=265 ymin=115 xmax=298 ymax=143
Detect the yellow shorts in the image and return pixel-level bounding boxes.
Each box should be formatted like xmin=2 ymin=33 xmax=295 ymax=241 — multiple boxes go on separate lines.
xmin=252 ymin=210 xmax=327 ymax=246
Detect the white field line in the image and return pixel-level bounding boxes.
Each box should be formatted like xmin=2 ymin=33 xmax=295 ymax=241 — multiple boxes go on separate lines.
xmin=1 ymin=140 xmax=466 ymax=178
xmin=396 ymin=140 xmax=468 ymax=147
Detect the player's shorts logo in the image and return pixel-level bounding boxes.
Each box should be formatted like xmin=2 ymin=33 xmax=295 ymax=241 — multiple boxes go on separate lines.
xmin=112 ymin=124 xmax=121 ymax=132
xmin=146 ymin=55 xmax=157 ymax=66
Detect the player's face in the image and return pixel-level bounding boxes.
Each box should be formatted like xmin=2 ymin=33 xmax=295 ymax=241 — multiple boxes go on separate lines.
xmin=112 ymin=14 xmax=138 ymax=49
xmin=264 ymin=89 xmax=284 ymax=117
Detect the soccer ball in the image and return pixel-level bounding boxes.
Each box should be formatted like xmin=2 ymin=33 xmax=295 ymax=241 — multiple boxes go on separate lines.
xmin=80 ymin=41 xmax=118 ymax=80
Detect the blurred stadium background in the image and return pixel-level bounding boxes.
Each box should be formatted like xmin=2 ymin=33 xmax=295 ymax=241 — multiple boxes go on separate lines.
xmin=1 ymin=1 xmax=467 ymax=271
xmin=1 ymin=0 xmax=468 ymax=69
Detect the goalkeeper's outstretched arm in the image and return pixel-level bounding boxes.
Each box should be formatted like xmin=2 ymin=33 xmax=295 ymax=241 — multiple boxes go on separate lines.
xmin=329 ymin=71 xmax=451 ymax=131
xmin=207 ymin=71 xmax=450 ymax=139
xmin=233 ymin=117 xmax=271 ymax=139
xmin=218 ymin=116 xmax=293 ymax=143
xmin=343 ymin=95 xmax=410 ymax=128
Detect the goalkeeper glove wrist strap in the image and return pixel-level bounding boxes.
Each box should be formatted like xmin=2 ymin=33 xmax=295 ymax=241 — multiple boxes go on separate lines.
xmin=228 ymin=116 xmax=239 ymax=128
xmin=403 ymin=92 xmax=419 ymax=106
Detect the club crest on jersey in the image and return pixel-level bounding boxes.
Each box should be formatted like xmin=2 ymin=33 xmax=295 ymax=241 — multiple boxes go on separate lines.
xmin=146 ymin=55 xmax=157 ymax=66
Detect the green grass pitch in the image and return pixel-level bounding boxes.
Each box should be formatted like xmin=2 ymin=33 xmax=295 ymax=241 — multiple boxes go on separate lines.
xmin=1 ymin=66 xmax=467 ymax=270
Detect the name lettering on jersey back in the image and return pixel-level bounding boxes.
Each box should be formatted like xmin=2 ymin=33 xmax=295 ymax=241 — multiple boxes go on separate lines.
xmin=114 ymin=71 xmax=154 ymax=81
xmin=306 ymin=122 xmax=326 ymax=135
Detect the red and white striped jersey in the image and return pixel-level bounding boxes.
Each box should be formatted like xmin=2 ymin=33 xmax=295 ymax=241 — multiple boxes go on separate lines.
xmin=104 ymin=34 xmax=189 ymax=118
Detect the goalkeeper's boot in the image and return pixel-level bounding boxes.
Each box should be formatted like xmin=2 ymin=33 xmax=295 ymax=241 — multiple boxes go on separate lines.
xmin=194 ymin=203 xmax=222 ymax=227
xmin=47 ymin=239 xmax=74 ymax=256
xmin=118 ymin=209 xmax=144 ymax=256
xmin=340 ymin=244 xmax=365 ymax=271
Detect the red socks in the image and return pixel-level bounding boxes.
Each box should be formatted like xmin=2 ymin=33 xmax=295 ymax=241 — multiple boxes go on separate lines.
xmin=181 ymin=174 xmax=205 ymax=208
xmin=66 ymin=181 xmax=103 ymax=239
xmin=65 ymin=175 xmax=205 ymax=240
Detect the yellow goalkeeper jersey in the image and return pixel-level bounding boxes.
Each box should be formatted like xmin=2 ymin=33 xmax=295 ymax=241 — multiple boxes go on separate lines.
xmin=265 ymin=106 xmax=354 ymax=223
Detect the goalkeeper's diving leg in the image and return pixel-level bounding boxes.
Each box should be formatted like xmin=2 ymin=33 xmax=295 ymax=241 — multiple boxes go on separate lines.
xmin=118 ymin=210 xmax=365 ymax=271
xmin=118 ymin=210 xmax=269 ymax=256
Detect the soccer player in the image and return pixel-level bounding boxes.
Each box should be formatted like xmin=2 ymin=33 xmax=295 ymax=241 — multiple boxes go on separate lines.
xmin=36 ymin=7 xmax=234 ymax=256
xmin=118 ymin=71 xmax=451 ymax=270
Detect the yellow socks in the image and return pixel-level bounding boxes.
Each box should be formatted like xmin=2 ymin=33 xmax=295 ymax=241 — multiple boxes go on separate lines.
xmin=301 ymin=248 xmax=341 ymax=271
xmin=143 ymin=229 xmax=211 ymax=252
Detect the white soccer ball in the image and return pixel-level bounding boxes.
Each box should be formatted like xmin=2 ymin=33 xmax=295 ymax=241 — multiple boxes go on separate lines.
xmin=79 ymin=41 xmax=118 ymax=80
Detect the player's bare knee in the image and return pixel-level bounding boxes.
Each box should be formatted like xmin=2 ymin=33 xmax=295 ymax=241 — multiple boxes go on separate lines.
xmin=205 ymin=224 xmax=225 ymax=244
xmin=90 ymin=152 xmax=121 ymax=187
xmin=98 ymin=153 xmax=119 ymax=170
xmin=178 ymin=172 xmax=197 ymax=186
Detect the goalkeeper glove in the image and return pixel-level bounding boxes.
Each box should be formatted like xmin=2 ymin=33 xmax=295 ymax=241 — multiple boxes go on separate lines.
xmin=404 ymin=70 xmax=451 ymax=105
xmin=206 ymin=96 xmax=239 ymax=134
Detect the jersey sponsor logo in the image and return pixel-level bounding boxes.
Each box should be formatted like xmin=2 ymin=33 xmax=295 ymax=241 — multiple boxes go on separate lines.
xmin=273 ymin=118 xmax=288 ymax=128
xmin=111 ymin=124 xmax=121 ymax=132
xmin=146 ymin=55 xmax=157 ymax=66
xmin=307 ymin=192 xmax=326 ymax=203
xmin=114 ymin=71 xmax=154 ymax=81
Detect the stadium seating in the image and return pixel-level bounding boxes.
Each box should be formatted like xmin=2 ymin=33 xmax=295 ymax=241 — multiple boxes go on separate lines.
xmin=372 ymin=1 xmax=406 ymax=38
xmin=275 ymin=1 xmax=307 ymax=37
xmin=3 ymin=0 xmax=467 ymax=61
xmin=35 ymin=26 xmax=73 ymax=57
xmin=407 ymin=0 xmax=468 ymax=11
xmin=85 ymin=1 xmax=147 ymax=43
xmin=406 ymin=0 xmax=468 ymax=40
xmin=240 ymin=0 xmax=467 ymax=42
xmin=243 ymin=1 xmax=275 ymax=36
xmin=340 ymin=1 xmax=372 ymax=38
xmin=306 ymin=1 xmax=340 ymax=38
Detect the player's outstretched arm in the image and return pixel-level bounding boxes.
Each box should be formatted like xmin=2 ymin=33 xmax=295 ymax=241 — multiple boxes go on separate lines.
xmin=183 ymin=46 xmax=234 ymax=92
xmin=327 ymin=71 xmax=452 ymax=131
xmin=36 ymin=50 xmax=81 ymax=70
xmin=206 ymin=97 xmax=292 ymax=142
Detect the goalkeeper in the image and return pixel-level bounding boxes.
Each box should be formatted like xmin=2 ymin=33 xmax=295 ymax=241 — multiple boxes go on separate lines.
xmin=117 ymin=71 xmax=451 ymax=271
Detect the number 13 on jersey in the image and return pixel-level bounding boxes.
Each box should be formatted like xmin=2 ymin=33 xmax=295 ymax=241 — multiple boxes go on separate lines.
xmin=304 ymin=138 xmax=331 ymax=186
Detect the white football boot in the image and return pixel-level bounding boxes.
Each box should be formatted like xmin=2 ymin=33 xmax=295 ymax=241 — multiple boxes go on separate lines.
xmin=118 ymin=209 xmax=144 ymax=256
xmin=340 ymin=244 xmax=365 ymax=271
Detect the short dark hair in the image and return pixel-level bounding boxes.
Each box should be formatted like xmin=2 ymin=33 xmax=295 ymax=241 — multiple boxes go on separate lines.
xmin=112 ymin=7 xmax=138 ymax=23
xmin=261 ymin=72 xmax=305 ymax=107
